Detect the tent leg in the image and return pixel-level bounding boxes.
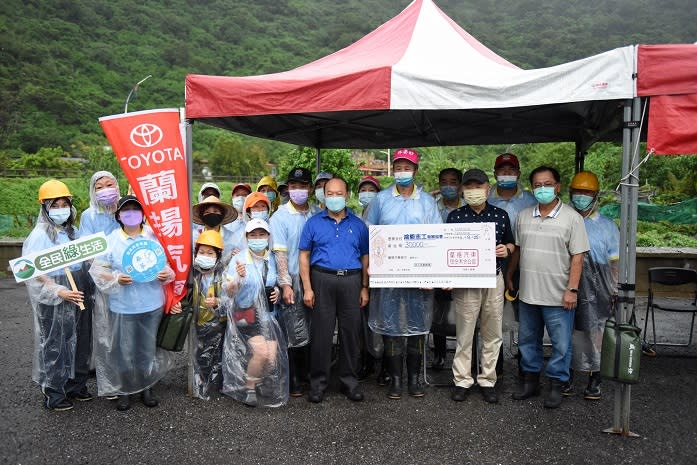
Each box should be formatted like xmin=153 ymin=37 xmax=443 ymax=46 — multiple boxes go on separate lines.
xmin=604 ymin=97 xmax=641 ymax=438
xmin=184 ymin=117 xmax=195 ymax=398
xmin=316 ymin=147 xmax=321 ymax=176
xmin=574 ymin=142 xmax=586 ymax=172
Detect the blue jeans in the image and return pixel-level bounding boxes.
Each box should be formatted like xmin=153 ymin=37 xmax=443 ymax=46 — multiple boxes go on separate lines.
xmin=518 ymin=301 xmax=575 ymax=382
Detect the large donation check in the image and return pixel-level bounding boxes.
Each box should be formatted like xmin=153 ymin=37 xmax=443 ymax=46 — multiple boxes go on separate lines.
xmin=369 ymin=223 xmax=497 ymax=288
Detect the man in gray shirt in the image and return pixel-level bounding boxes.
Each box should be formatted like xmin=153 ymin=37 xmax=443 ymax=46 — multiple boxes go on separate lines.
xmin=512 ymin=166 xmax=589 ymax=409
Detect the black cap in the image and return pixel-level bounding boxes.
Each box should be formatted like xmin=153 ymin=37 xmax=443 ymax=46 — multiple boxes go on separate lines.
xmin=116 ymin=195 xmax=143 ymax=211
xmin=287 ymin=167 xmax=312 ymax=184
xmin=461 ymin=168 xmax=489 ymax=185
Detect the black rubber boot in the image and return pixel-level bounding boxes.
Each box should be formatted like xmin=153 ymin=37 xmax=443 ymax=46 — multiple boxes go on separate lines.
xmin=406 ymin=353 xmax=425 ymax=397
xmin=512 ymin=371 xmax=540 ymax=400
xmin=376 ymin=359 xmax=391 ymax=386
xmin=288 ymin=349 xmax=303 ymax=397
xmin=543 ymin=379 xmax=564 ymax=409
xmin=583 ymin=371 xmax=602 ymax=400
xmin=116 ymin=395 xmax=130 ymax=411
xmin=386 ymin=355 xmax=403 ymax=400
xmin=431 ymin=335 xmax=446 ymax=370
xmin=141 ymin=388 xmax=159 ymax=407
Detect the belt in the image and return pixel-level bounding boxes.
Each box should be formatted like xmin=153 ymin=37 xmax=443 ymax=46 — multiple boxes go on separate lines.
xmin=312 ymin=266 xmax=361 ymax=276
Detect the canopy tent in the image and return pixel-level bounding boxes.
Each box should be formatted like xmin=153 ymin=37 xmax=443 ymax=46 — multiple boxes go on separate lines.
xmin=186 ymin=0 xmax=635 ymax=152
xmin=183 ymin=0 xmax=697 ymax=436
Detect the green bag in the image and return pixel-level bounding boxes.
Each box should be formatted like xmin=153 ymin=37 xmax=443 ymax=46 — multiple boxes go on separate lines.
xmin=156 ymin=307 xmax=193 ymax=352
xmin=600 ymin=319 xmax=641 ymax=384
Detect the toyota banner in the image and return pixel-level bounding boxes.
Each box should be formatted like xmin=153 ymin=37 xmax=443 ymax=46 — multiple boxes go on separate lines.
xmin=99 ymin=108 xmax=191 ymax=312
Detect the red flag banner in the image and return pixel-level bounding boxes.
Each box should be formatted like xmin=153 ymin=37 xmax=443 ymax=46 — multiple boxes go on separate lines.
xmin=99 ymin=108 xmax=191 ymax=311
xmin=647 ymin=94 xmax=697 ymax=156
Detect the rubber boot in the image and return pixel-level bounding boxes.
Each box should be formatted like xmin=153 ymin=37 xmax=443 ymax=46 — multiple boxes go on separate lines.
xmin=376 ymin=358 xmax=391 ymax=386
xmin=406 ymin=353 xmax=425 ymax=397
xmin=141 ymin=388 xmax=159 ymax=407
xmin=512 ymin=371 xmax=540 ymax=400
xmin=288 ymin=349 xmax=302 ymax=397
xmin=543 ymin=379 xmax=564 ymax=409
xmin=431 ymin=335 xmax=446 ymax=370
xmin=386 ymin=355 xmax=403 ymax=400
xmin=583 ymin=371 xmax=602 ymax=400
xmin=116 ymin=395 xmax=130 ymax=411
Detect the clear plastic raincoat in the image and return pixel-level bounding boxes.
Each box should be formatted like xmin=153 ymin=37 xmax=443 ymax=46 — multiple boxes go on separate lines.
xmin=79 ymin=171 xmax=120 ymax=237
xmin=186 ymin=261 xmax=227 ymax=400
xmin=222 ymin=249 xmax=288 ymax=407
xmin=89 ymin=226 xmax=175 ymax=396
xmin=573 ymin=212 xmax=620 ymax=372
xmin=364 ymin=184 xmax=441 ymax=336
xmin=23 ymin=205 xmax=92 ymax=404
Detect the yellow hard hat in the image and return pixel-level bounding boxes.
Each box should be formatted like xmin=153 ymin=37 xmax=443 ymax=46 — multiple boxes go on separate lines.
xmin=38 ymin=179 xmax=72 ymax=203
xmin=196 ymin=230 xmax=224 ymax=250
xmin=257 ymin=175 xmax=278 ymax=192
xmin=570 ymin=171 xmax=599 ymax=192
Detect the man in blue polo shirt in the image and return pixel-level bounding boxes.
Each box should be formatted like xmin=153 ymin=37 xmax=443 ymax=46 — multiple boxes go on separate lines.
xmin=299 ymin=177 xmax=370 ymax=403
xmin=447 ymin=169 xmax=515 ymax=404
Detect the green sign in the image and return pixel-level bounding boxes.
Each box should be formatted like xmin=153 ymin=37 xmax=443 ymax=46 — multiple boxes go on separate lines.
xmin=10 ymin=232 xmax=110 ymax=283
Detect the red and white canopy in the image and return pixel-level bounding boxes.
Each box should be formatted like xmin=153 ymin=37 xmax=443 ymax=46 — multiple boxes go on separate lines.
xmin=185 ymin=0 xmax=696 ymax=153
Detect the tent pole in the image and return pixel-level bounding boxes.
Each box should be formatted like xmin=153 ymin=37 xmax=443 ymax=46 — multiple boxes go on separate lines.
xmin=184 ymin=115 xmax=195 ymax=398
xmin=315 ymin=147 xmax=321 ymax=175
xmin=604 ymin=98 xmax=640 ymax=437
xmin=574 ymin=142 xmax=586 ymax=172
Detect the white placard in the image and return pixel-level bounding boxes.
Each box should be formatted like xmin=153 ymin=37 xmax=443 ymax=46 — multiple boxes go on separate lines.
xmin=369 ymin=223 xmax=497 ymax=288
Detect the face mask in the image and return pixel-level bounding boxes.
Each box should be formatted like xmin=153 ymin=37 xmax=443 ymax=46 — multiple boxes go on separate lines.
xmin=325 ymin=196 xmax=346 ymax=213
xmin=119 ymin=210 xmax=143 ymax=227
xmin=49 ymin=207 xmax=71 ymax=225
xmin=248 ymin=238 xmax=269 ymax=253
xmin=264 ymin=191 xmax=277 ymax=203
xmin=288 ymin=189 xmax=309 ymax=205
xmin=194 ymin=254 xmax=216 ymax=270
xmin=202 ymin=213 xmax=223 ymax=228
xmin=96 ymin=187 xmax=119 ymax=206
xmin=572 ymin=194 xmax=595 ymax=211
xmin=251 ymin=210 xmax=269 ymax=221
xmin=232 ymin=196 xmax=245 ymax=212
xmin=496 ymin=175 xmax=518 ymax=190
xmin=358 ymin=191 xmax=376 ymax=207
xmin=394 ymin=171 xmax=414 ymax=187
xmin=440 ymin=185 xmax=459 ymax=200
xmin=315 ymin=188 xmax=325 ymax=204
xmin=463 ymin=188 xmax=488 ymax=207
xmin=533 ymin=186 xmax=557 ymax=205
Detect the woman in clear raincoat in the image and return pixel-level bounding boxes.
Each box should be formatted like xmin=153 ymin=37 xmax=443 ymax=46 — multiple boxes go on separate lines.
xmin=170 ymin=230 xmax=227 ymax=400
xmin=89 ymin=195 xmax=174 ymax=411
xmin=79 ymin=171 xmax=121 ymax=237
xmin=364 ymin=149 xmax=442 ymax=400
xmin=569 ymin=172 xmax=619 ymax=400
xmin=223 ymin=218 xmax=288 ymax=407
xmin=23 ymin=180 xmax=93 ymax=411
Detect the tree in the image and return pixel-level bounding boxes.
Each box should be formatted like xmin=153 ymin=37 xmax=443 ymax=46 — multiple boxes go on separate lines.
xmin=277 ymin=147 xmax=361 ymax=191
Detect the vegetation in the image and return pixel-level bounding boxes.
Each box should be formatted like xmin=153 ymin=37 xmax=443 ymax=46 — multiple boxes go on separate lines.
xmin=1 ymin=0 xmax=696 ymax=243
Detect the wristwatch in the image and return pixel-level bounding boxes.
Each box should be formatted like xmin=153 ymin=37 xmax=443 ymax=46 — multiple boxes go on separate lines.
xmin=567 ymin=287 xmax=578 ymax=293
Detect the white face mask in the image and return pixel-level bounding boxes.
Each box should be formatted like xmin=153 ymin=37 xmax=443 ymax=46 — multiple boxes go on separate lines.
xmin=232 ymin=196 xmax=245 ymax=212
xmin=48 ymin=207 xmax=71 ymax=224
xmin=194 ymin=254 xmax=216 ymax=270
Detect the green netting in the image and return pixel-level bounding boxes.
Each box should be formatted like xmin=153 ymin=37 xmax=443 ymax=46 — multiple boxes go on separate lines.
xmin=0 ymin=214 xmax=13 ymax=233
xmin=599 ymin=198 xmax=697 ymax=224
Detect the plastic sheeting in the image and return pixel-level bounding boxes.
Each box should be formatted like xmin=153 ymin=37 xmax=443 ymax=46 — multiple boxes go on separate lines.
xmin=369 ymin=287 xmax=435 ymax=336
xmin=187 ymin=270 xmax=226 ymax=400
xmin=89 ymin=257 xmax=175 ymax=396
xmin=222 ymin=254 xmax=288 ymax=407
xmin=573 ymin=213 xmax=619 ymax=372
xmin=276 ymin=274 xmax=310 ymax=348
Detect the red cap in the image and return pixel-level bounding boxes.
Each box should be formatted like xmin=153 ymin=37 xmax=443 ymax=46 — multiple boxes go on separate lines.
xmin=494 ymin=153 xmax=520 ymax=169
xmin=231 ymin=183 xmax=252 ymax=196
xmin=393 ymin=148 xmax=419 ymax=166
xmin=358 ymin=175 xmax=381 ymax=191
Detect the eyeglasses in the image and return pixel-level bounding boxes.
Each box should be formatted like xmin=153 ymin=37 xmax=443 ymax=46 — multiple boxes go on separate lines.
xmin=532 ymin=182 xmax=557 ymax=189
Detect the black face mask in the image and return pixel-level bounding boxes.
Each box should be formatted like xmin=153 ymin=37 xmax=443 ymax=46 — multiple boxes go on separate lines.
xmin=202 ymin=213 xmax=223 ymax=227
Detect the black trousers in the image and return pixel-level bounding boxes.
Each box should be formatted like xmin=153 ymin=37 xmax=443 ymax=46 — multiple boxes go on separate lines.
xmin=309 ymin=269 xmax=362 ymax=393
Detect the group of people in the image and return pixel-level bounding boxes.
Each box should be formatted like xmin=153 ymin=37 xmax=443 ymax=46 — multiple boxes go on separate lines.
xmin=23 ymin=149 xmax=618 ymax=412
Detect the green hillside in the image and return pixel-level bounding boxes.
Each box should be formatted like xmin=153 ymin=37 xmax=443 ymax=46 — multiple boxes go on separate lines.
xmin=1 ymin=0 xmax=696 ymax=153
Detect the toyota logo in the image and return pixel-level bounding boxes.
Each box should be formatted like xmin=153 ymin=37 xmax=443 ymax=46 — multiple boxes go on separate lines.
xmin=130 ymin=123 xmax=164 ymax=148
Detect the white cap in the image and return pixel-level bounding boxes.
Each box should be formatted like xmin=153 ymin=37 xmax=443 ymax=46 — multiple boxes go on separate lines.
xmin=245 ymin=218 xmax=270 ymax=234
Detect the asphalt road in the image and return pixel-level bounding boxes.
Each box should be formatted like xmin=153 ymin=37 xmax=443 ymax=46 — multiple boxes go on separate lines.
xmin=1 ymin=277 xmax=696 ymax=465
